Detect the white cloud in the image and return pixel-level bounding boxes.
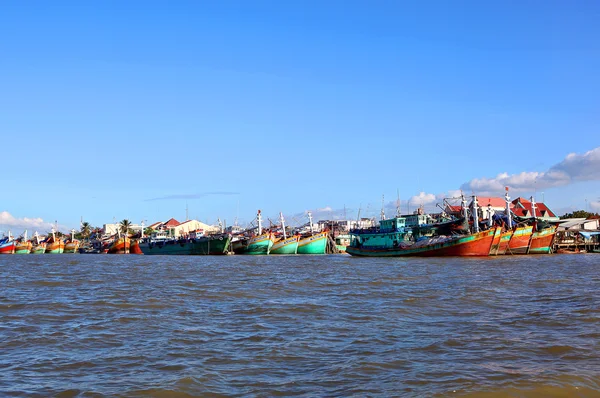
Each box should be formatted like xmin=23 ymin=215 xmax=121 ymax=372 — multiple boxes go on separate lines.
xmin=409 ymin=192 xmax=436 ymax=206
xmin=316 ymin=206 xmax=333 ymax=212
xmin=590 ymin=201 xmax=600 ymax=212
xmin=460 ymin=147 xmax=600 ymax=196
xmin=0 ymin=211 xmax=59 ymax=233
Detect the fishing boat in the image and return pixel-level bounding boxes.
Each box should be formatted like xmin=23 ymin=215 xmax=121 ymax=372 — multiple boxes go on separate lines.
xmin=297 ymin=212 xmax=328 ymax=254
xmin=506 ymin=225 xmax=533 ymax=254
xmin=489 ymin=190 xmax=515 ymax=256
xmin=45 ymin=228 xmax=65 ymax=253
xmin=108 ymin=232 xmax=130 ymax=254
xmin=526 ymin=197 xmax=558 ymax=254
xmin=233 ymin=210 xmax=275 ymax=255
xmin=488 ymin=224 xmax=503 ymax=255
xmin=270 ymin=213 xmax=299 ymax=254
xmin=64 ymin=229 xmax=80 ymax=253
xmin=494 ymin=229 xmax=514 ymax=255
xmin=14 ymin=230 xmax=32 ymax=254
xmin=334 ymin=234 xmax=351 ymax=253
xmin=138 ymin=230 xmax=231 ymax=255
xmin=30 ymin=232 xmax=47 ymax=254
xmin=347 ymin=195 xmax=498 ymax=257
xmin=0 ymin=231 xmax=15 ymax=254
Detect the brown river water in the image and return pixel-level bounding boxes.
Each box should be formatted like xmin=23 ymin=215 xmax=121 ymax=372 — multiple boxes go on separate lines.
xmin=1 ymin=254 xmax=599 ymax=397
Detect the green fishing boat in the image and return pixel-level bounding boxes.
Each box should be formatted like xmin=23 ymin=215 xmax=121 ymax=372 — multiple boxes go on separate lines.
xmin=140 ymin=232 xmax=231 ymax=255
xmin=270 ymin=236 xmax=299 ymax=254
xmin=297 ymin=231 xmax=328 ymax=254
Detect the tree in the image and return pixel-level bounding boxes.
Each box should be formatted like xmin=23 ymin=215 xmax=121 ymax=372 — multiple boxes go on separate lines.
xmin=560 ymin=210 xmax=600 ymax=219
xmin=144 ymin=227 xmax=154 ymax=236
xmin=119 ymin=219 xmax=132 ymax=234
xmin=80 ymin=221 xmax=92 ymax=239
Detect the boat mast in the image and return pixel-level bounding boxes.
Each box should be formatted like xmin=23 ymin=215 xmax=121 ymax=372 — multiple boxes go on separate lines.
xmin=34 ymin=231 xmax=40 ymax=245
xmin=257 ymin=210 xmax=263 ymax=235
xmin=218 ymin=218 xmax=223 ymax=233
xmin=280 ymin=212 xmax=287 ymax=239
xmin=308 ymin=211 xmax=314 ymax=234
xmin=530 ymin=196 xmax=537 ymax=219
xmin=487 ymin=204 xmax=493 ymax=228
xmin=504 ymin=188 xmax=513 ymax=229
xmin=461 ymin=194 xmax=469 ymax=224
xmin=472 ymin=195 xmax=480 ymax=233
xmin=71 ymin=229 xmax=76 ymax=241
xmin=141 ymin=220 xmax=145 ymax=239
xmin=24 ymin=230 xmax=28 ymax=242
xmin=51 ymin=227 xmax=56 ymax=242
xmin=396 ymin=189 xmax=401 ymax=217
xmin=380 ymin=194 xmax=386 ymax=221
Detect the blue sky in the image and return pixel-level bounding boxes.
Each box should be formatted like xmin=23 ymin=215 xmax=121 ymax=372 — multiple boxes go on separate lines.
xmin=1 ymin=1 xmax=599 ymax=231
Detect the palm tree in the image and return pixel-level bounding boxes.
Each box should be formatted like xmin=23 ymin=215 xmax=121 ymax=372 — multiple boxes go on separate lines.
xmin=80 ymin=221 xmax=92 ymax=239
xmin=119 ymin=219 xmax=132 ymax=234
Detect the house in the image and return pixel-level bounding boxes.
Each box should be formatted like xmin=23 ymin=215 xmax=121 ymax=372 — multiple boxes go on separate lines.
xmin=555 ymin=218 xmax=600 ymax=250
xmin=511 ymin=197 xmax=559 ymax=221
xmin=469 ymin=197 xmax=507 ymax=220
xmin=176 ymin=219 xmax=218 ymax=236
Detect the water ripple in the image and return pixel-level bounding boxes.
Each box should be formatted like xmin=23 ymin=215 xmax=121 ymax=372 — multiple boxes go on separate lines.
xmin=0 ymin=254 xmax=599 ymax=396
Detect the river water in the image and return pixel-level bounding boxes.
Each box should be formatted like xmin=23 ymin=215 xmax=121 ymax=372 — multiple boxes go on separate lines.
xmin=1 ymin=254 xmax=599 ymax=397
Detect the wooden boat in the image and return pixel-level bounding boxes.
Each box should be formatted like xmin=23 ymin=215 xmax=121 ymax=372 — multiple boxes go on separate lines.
xmin=64 ymin=229 xmax=81 ymax=253
xmin=233 ymin=211 xmax=275 ymax=255
xmin=14 ymin=231 xmax=32 ymax=254
xmin=0 ymin=231 xmax=15 ymax=254
xmin=528 ymin=224 xmax=557 ymax=254
xmin=138 ymin=230 xmax=232 ymax=255
xmin=298 ymin=232 xmax=328 ymax=254
xmin=506 ymin=225 xmax=533 ymax=254
xmin=347 ymin=227 xmax=498 ymax=257
xmin=488 ymin=226 xmax=503 ymax=255
xmin=347 ymin=195 xmax=497 ymax=257
xmin=30 ymin=232 xmax=47 ymax=254
xmin=108 ymin=235 xmax=130 ymax=254
xmin=271 ymin=235 xmax=300 ymax=254
xmin=45 ymin=228 xmax=65 ymax=253
xmin=270 ymin=213 xmax=299 ymax=254
xmin=296 ymin=211 xmax=327 ymax=254
xmin=493 ymin=229 xmax=513 ymax=255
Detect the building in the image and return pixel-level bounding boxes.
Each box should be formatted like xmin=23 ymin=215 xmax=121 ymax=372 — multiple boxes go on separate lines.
xmin=469 ymin=197 xmax=507 ymax=220
xmin=146 ymin=218 xmax=219 ymax=237
xmin=555 ymin=218 xmax=600 ymax=251
xmin=511 ymin=197 xmax=559 ymax=221
xmin=102 ymin=223 xmax=144 ymax=236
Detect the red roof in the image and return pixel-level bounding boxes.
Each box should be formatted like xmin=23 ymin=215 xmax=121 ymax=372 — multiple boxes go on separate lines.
xmin=447 ymin=205 xmax=462 ymax=213
xmin=163 ymin=218 xmax=181 ymax=227
xmin=511 ymin=197 xmax=556 ymax=218
xmin=472 ymin=197 xmax=507 ymax=208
